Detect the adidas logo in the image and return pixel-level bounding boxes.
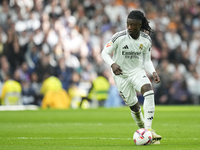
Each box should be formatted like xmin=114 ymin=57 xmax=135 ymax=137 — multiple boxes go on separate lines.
xmin=122 ymin=45 xmax=129 ymax=49
xmin=147 ymin=116 xmax=154 ymax=120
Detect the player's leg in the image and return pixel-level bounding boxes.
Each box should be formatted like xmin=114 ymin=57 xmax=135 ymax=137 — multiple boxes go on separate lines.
xmin=132 ymin=71 xmax=155 ymax=130
xmin=141 ymin=84 xmax=155 ymax=130
xmin=141 ymin=84 xmax=162 ymax=142
xmin=113 ymin=75 xmax=144 ymax=128
xmin=133 ymin=70 xmax=162 ymax=143
xmin=129 ymin=101 xmax=144 ymax=128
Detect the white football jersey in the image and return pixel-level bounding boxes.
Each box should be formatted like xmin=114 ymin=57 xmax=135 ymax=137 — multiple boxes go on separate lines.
xmin=102 ymin=29 xmax=152 ymax=77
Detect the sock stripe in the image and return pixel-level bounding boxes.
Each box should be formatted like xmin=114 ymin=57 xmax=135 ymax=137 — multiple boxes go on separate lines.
xmin=143 ymin=93 xmax=154 ymax=98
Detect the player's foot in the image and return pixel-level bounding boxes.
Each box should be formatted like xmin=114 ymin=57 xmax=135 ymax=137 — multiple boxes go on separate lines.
xmin=151 ymin=140 xmax=160 ymax=144
xmin=148 ymin=129 xmax=162 ymax=141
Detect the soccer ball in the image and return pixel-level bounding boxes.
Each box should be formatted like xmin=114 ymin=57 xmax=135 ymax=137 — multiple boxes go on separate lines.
xmin=133 ymin=128 xmax=152 ymax=145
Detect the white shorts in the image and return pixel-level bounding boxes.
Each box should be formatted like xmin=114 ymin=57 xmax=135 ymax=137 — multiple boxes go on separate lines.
xmin=113 ymin=70 xmax=151 ymax=106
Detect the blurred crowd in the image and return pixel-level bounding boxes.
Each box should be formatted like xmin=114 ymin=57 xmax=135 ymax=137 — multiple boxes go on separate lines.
xmin=0 ymin=0 xmax=200 ymax=108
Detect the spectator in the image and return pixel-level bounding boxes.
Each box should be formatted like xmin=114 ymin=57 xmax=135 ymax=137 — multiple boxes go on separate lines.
xmin=186 ymin=71 xmax=200 ymax=104
xmin=30 ymin=72 xmax=42 ymax=106
xmin=25 ymin=44 xmax=40 ymax=71
xmin=0 ymin=0 xmax=200 ymax=106
xmin=81 ymin=74 xmax=110 ymax=107
xmin=0 ymin=56 xmax=11 ymax=83
xmin=21 ymin=80 xmax=36 ymax=105
xmin=0 ymin=74 xmax=22 ymax=105
xmin=169 ymin=71 xmax=191 ymax=104
xmin=55 ymin=57 xmax=74 ymax=91
xmin=34 ymin=52 xmax=55 ymax=83
xmin=40 ymin=76 xmax=71 ymax=109
xmin=164 ymin=22 xmax=182 ymax=58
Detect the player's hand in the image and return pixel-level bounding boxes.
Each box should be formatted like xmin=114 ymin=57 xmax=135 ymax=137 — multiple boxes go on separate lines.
xmin=152 ymin=72 xmax=160 ymax=84
xmin=111 ymin=63 xmax=123 ymax=75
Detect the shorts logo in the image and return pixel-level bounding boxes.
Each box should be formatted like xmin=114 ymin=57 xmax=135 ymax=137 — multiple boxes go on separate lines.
xmin=139 ymin=44 xmax=143 ymax=50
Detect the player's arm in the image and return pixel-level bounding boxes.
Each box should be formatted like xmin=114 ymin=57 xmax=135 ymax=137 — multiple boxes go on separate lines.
xmin=101 ymin=40 xmax=122 ymax=75
xmin=101 ymin=41 xmax=115 ymax=66
xmin=143 ymin=47 xmax=160 ymax=84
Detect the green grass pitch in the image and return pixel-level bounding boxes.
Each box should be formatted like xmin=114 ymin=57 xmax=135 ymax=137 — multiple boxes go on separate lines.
xmin=0 ymin=106 xmax=200 ymax=150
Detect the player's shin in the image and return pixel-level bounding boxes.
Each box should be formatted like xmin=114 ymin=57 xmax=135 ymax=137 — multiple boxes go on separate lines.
xmin=143 ymin=90 xmax=155 ymax=130
xmin=131 ymin=108 xmax=145 ymax=128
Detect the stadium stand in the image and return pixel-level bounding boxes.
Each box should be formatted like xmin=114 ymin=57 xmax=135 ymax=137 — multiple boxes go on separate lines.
xmin=0 ymin=0 xmax=200 ymax=107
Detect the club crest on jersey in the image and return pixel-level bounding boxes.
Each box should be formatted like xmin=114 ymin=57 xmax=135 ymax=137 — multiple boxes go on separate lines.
xmin=139 ymin=44 xmax=143 ymax=50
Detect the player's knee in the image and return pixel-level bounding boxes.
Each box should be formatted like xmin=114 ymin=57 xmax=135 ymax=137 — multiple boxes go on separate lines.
xmin=141 ymin=84 xmax=153 ymax=95
xmin=130 ymin=101 xmax=140 ymax=112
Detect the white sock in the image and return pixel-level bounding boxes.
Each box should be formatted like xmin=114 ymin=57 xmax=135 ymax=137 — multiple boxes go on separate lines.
xmin=143 ymin=90 xmax=155 ymax=130
xmin=131 ymin=108 xmax=144 ymax=128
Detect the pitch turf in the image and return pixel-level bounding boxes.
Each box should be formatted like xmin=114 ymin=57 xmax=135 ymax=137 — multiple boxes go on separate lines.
xmin=0 ymin=106 xmax=200 ymax=150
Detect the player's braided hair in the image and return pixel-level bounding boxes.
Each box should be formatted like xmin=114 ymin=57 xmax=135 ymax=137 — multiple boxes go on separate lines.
xmin=128 ymin=10 xmax=154 ymax=34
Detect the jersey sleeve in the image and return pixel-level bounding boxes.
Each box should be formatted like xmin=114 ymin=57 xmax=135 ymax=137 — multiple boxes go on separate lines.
xmin=143 ymin=34 xmax=152 ymax=53
xmin=101 ymin=33 xmax=118 ymax=66
xmin=143 ymin=41 xmax=156 ymax=75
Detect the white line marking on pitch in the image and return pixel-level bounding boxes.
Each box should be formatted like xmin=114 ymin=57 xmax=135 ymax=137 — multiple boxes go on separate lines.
xmin=1 ymin=137 xmax=199 ymax=140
